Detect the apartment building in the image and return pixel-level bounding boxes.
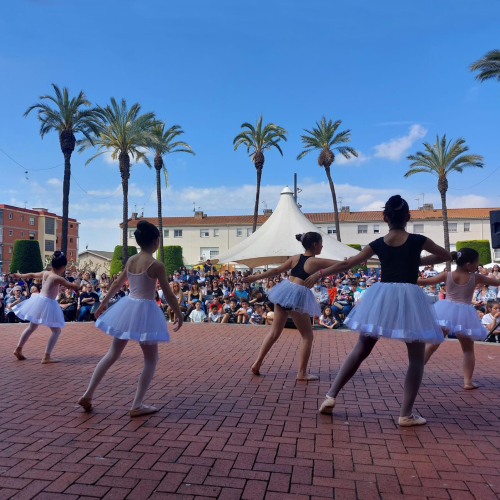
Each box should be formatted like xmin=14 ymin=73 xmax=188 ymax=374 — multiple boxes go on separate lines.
xmin=0 ymin=205 xmax=79 ymax=272
xmin=121 ymin=205 xmax=500 ymax=266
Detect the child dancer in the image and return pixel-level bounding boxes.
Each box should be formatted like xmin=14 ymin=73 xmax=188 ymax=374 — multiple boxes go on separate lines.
xmin=11 ymin=251 xmax=82 ymax=363
xmin=305 ymin=195 xmax=450 ymax=426
xmin=418 ymin=248 xmax=500 ymax=390
xmin=78 ymin=220 xmax=183 ymax=417
xmin=243 ymin=232 xmax=339 ymax=381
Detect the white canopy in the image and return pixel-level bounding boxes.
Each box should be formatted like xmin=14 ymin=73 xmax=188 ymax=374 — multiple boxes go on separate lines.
xmin=213 ymin=186 xmax=359 ymax=268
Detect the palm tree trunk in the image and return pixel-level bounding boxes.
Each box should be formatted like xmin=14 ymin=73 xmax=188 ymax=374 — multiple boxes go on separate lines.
xmin=156 ymin=159 xmax=164 ymax=263
xmin=252 ymin=167 xmax=262 ymax=233
xmin=61 ymin=151 xmax=71 ymax=255
xmin=325 ymin=166 xmax=341 ymax=241
xmin=438 ymin=177 xmax=450 ymax=254
xmin=119 ymin=152 xmax=131 ymax=270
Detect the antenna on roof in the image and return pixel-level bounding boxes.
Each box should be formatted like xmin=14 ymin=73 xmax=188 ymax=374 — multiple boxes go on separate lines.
xmin=193 ymin=202 xmax=196 ymax=213
xmin=261 ymin=200 xmax=267 ymax=209
xmin=24 ymin=201 xmax=27 ymax=209
xmin=338 ymin=196 xmax=343 ymax=209
xmin=140 ymin=206 xmax=144 ymax=217
xmin=415 ymin=197 xmax=420 ymax=209
xmin=419 ymin=193 xmax=425 ymax=207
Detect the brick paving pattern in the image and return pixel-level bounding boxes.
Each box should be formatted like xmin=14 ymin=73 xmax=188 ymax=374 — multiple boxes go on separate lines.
xmin=0 ymin=322 xmax=500 ymax=499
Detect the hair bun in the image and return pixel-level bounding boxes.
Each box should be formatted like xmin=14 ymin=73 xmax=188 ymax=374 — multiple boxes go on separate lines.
xmin=53 ymin=251 xmax=62 ymax=257
xmin=137 ymin=220 xmax=149 ymax=230
xmin=450 ymin=251 xmax=458 ymax=262
xmin=295 ymin=234 xmax=303 ymax=242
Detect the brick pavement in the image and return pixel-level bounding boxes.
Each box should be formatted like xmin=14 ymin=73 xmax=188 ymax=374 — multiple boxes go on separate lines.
xmin=0 ymin=322 xmax=500 ymax=499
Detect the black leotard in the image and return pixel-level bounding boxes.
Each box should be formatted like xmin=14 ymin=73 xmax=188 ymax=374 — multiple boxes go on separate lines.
xmin=290 ymin=255 xmax=313 ymax=281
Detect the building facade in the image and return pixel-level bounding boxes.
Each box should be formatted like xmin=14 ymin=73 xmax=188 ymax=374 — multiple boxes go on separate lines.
xmin=121 ymin=206 xmax=500 ymax=266
xmin=77 ymin=249 xmax=113 ymax=276
xmin=0 ymin=205 xmax=79 ymax=272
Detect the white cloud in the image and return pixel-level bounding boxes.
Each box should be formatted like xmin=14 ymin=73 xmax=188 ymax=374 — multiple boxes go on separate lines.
xmin=447 ymin=194 xmax=494 ymax=209
xmin=335 ymin=151 xmax=370 ymax=166
xmin=47 ymin=178 xmax=63 ymax=187
xmin=373 ymin=124 xmax=427 ymax=161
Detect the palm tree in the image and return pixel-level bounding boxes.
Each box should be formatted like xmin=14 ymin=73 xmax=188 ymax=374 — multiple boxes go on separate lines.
xmin=470 ymin=49 xmax=500 ymax=83
xmin=233 ymin=115 xmax=288 ymax=232
xmin=405 ymin=135 xmax=484 ymax=252
xmin=79 ymin=98 xmax=158 ymax=269
xmin=150 ymin=123 xmax=195 ymax=263
xmin=297 ymin=117 xmax=358 ymax=241
xmin=24 ymin=84 xmax=100 ymax=255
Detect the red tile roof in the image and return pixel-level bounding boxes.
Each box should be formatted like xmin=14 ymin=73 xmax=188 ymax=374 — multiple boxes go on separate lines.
xmin=0 ymin=205 xmax=78 ymax=222
xmin=122 ymin=207 xmax=500 ymax=227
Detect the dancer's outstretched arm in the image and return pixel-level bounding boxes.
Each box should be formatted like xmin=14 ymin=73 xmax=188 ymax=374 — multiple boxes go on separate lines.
xmin=94 ymin=270 xmax=129 ymax=319
xmin=12 ymin=271 xmax=45 ymax=280
xmin=417 ymin=272 xmax=447 ymax=286
xmin=156 ymin=263 xmax=183 ymax=332
xmin=475 ymin=274 xmax=500 ymax=287
xmin=243 ymin=258 xmax=294 ymax=283
xmin=421 ymin=239 xmax=452 ymax=263
xmin=53 ymin=275 xmax=82 ymax=291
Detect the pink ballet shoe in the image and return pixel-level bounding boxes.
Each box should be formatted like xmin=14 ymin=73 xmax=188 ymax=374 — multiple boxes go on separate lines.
xmin=41 ymin=357 xmax=60 ymax=364
xmin=398 ymin=414 xmax=426 ymax=427
xmin=319 ymin=396 xmax=336 ymax=414
xmin=78 ymin=397 xmax=93 ymax=412
xmin=130 ymin=405 xmax=158 ymax=417
xmin=296 ymin=373 xmax=319 ymax=381
xmin=13 ymin=350 xmax=26 ymax=361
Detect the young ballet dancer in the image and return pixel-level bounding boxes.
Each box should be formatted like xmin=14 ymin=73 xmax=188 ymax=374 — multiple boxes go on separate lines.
xmin=11 ymin=251 xmax=82 ymax=363
xmin=78 ymin=220 xmax=183 ymax=417
xmin=305 ymin=195 xmax=451 ymax=426
xmin=418 ymin=248 xmax=500 ymax=390
xmin=243 ymin=231 xmax=339 ymax=381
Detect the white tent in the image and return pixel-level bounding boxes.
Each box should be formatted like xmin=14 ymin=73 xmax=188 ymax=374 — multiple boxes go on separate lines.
xmin=213 ymin=186 xmax=359 ymax=268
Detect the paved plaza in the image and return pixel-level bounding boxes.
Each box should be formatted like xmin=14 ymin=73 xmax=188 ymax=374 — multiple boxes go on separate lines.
xmin=0 ymin=322 xmax=500 ymax=499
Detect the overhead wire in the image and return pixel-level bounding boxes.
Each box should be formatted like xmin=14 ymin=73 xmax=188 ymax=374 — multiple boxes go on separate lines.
xmin=0 ymin=147 xmax=63 ymax=172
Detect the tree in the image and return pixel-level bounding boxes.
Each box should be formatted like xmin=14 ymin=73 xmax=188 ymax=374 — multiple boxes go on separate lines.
xmin=79 ymin=98 xmax=158 ymax=269
xmin=233 ymin=115 xmax=288 ymax=232
xmin=110 ymin=245 xmax=138 ymax=276
xmin=470 ymin=49 xmax=500 ymax=83
xmin=24 ymin=84 xmax=100 ymax=255
xmin=405 ymin=135 xmax=484 ymax=253
xmin=149 ymin=123 xmax=195 ymax=263
xmin=456 ymin=240 xmax=491 ymax=266
xmin=156 ymin=245 xmax=183 ymax=276
xmin=10 ymin=240 xmax=43 ymax=273
xmin=297 ymin=117 xmax=358 ymax=241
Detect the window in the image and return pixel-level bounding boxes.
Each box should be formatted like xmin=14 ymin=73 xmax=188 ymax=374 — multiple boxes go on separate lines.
xmin=21 ymin=215 xmax=24 ymax=222
xmin=70 ymin=238 xmax=73 ymax=243
xmin=0 ymin=228 xmax=2 ymax=242
xmin=174 ymin=229 xmax=182 ymax=238
xmin=9 ymin=213 xmax=13 ymax=219
xmin=449 ymin=222 xmax=457 ymax=233
xmin=164 ymin=229 xmax=169 ymax=238
xmin=128 ymin=230 xmax=135 ymax=238
xmin=214 ymin=229 xmax=219 ymax=237
xmin=70 ymin=252 xmax=73 ymax=257
xmin=9 ymin=230 xmax=13 ymax=237
xmin=247 ymin=228 xmax=252 ymax=237
xmin=210 ymin=249 xmax=219 ymax=258
xmin=495 ymin=249 xmax=500 ymax=261
xmin=200 ymin=229 xmax=209 ymax=238
xmin=236 ymin=228 xmax=243 ymax=237
xmin=464 ymin=222 xmax=470 ymax=232
xmin=70 ymin=224 xmax=73 ymax=228
xmin=29 ymin=233 xmax=35 ymax=240
xmin=45 ymin=240 xmax=55 ymax=252
xmin=20 ymin=231 xmax=24 ymax=238
xmin=200 ymin=247 xmax=219 ymax=261
xmin=29 ymin=217 xmax=35 ymax=226
xmin=450 ymin=244 xmax=457 ymax=252
xmin=327 ymin=227 xmax=336 ymax=234
xmin=373 ymin=225 xmax=380 ymax=234
xmin=413 ymin=224 xmax=424 ymax=233
xmin=45 ymin=217 xmax=55 ymax=235
xmin=9 ymin=247 xmax=12 ymax=254
xmin=357 ymin=225 xmax=368 ymax=234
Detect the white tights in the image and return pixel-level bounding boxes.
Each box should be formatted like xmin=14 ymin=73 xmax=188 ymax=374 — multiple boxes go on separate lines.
xmin=17 ymin=323 xmax=61 ymax=355
xmin=82 ymin=338 xmax=159 ymax=410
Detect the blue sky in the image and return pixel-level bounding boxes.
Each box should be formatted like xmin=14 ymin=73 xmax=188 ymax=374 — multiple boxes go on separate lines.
xmin=1 ymin=0 xmax=499 ymax=251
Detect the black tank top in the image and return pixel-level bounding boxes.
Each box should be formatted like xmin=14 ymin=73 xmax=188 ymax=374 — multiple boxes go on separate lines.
xmin=369 ymin=234 xmax=427 ymax=284
xmin=290 ymin=254 xmax=313 ymax=280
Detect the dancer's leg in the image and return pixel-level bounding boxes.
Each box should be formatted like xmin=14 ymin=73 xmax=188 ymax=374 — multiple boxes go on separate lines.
xmin=14 ymin=322 xmax=39 ymax=359
xmin=289 ymin=311 xmax=317 ymax=380
xmin=81 ymin=338 xmax=128 ymax=400
xmin=251 ymin=305 xmax=288 ymax=374
xmin=458 ymin=337 xmax=477 ymax=389
xmin=326 ymin=334 xmax=378 ymax=398
xmin=400 ymin=342 xmax=425 ymax=417
xmin=424 ymin=343 xmax=440 ymax=364
xmin=41 ymin=327 xmax=61 ymax=363
xmin=131 ymin=343 xmax=159 ymax=410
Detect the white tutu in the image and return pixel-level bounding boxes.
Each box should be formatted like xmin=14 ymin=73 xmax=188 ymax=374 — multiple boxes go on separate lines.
xmin=434 ymin=300 xmax=487 ymax=341
xmin=11 ymin=294 xmax=65 ymax=328
xmin=95 ymin=296 xmax=169 ymax=344
xmin=345 ymin=282 xmax=444 ymax=344
xmin=268 ymin=279 xmax=321 ymax=316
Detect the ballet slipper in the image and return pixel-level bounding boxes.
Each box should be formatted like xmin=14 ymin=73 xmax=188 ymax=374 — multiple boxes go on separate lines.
xmin=398 ymin=414 xmax=426 ymax=427
xmin=251 ymin=364 xmax=261 ymax=375
xmin=13 ymin=350 xmax=26 ymax=361
xmin=296 ymin=374 xmax=319 ymax=381
xmin=130 ymin=405 xmax=158 ymax=417
xmin=464 ymin=382 xmax=479 ymax=390
xmin=78 ymin=397 xmax=93 ymax=412
xmin=319 ymin=396 xmax=336 ymax=414
xmin=41 ymin=357 xmax=60 ymax=364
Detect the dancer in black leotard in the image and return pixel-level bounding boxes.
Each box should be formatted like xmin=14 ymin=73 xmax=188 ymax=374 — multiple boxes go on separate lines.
xmin=243 ymin=232 xmax=339 ymax=380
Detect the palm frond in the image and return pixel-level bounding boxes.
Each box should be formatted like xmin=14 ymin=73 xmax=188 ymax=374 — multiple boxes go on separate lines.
xmin=470 ymin=49 xmax=500 ymax=82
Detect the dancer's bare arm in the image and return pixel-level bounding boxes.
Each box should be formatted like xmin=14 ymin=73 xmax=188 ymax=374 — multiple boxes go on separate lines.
xmin=53 ymin=275 xmax=82 ymax=291
xmin=475 ymin=274 xmax=500 ymax=287
xmin=421 ymin=239 xmax=452 ymax=263
xmin=93 ymin=271 xmax=129 ymax=318
xmin=156 ymin=263 xmax=183 ymax=332
xmin=12 ymin=271 xmax=45 ymax=280
xmin=416 ymin=272 xmax=447 ymax=286
xmin=243 ymin=258 xmax=293 ymax=283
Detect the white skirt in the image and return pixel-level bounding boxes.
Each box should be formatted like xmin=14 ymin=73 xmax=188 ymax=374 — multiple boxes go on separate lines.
xmin=95 ymin=296 xmax=169 ymax=344
xmin=268 ymin=279 xmax=321 ymax=317
xmin=434 ymin=300 xmax=487 ymax=341
xmin=11 ymin=294 xmax=65 ymax=328
xmin=345 ymin=282 xmax=444 ymax=344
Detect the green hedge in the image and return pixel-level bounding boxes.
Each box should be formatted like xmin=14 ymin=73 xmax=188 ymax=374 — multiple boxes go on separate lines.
xmin=346 ymin=243 xmax=367 ymax=272
xmin=157 ymin=246 xmax=183 ymax=276
xmin=110 ymin=245 xmax=138 ymax=275
xmin=456 ymin=240 xmax=491 ymax=266
xmin=10 ymin=240 xmax=43 ymax=273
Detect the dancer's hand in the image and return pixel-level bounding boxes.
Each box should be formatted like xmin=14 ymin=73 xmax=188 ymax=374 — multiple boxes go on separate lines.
xmin=242 ymin=275 xmax=256 ymax=284
xmin=94 ymin=303 xmax=107 ymax=319
xmin=304 ymin=272 xmax=320 ymax=288
xmin=11 ymin=273 xmax=21 ymax=280
xmin=172 ymin=315 xmax=183 ymax=332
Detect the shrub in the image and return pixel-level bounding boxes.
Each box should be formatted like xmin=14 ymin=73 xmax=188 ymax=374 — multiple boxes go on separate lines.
xmin=10 ymin=240 xmax=43 ymax=273
xmin=456 ymin=240 xmax=491 ymax=266
xmin=157 ymin=245 xmax=183 ymax=276
xmin=346 ymin=244 xmax=367 ymax=272
xmin=110 ymin=245 xmax=137 ymax=275
xmin=347 ymin=244 xmax=362 ymax=251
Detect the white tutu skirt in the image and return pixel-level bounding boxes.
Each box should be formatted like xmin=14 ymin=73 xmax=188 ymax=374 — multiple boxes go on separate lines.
xmin=268 ymin=280 xmax=321 ymax=317
xmin=345 ymin=282 xmax=444 ymax=344
xmin=95 ymin=296 xmax=169 ymax=344
xmin=11 ymin=294 xmax=65 ymax=328
xmin=434 ymin=300 xmax=487 ymax=341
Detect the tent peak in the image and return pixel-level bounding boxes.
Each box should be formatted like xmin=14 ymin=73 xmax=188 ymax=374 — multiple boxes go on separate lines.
xmin=281 ymin=186 xmax=293 ymax=195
